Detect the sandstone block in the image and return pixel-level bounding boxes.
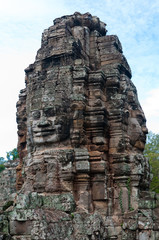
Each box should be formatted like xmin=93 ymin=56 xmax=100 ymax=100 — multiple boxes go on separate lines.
xmin=10 ymin=220 xmax=32 ymax=235
xmin=75 ymin=160 xmax=90 ymax=173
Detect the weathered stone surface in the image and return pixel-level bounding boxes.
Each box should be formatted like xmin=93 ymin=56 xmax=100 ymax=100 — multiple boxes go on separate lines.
xmin=0 ymin=159 xmax=18 ymax=210
xmin=0 ymin=12 xmax=159 ymax=239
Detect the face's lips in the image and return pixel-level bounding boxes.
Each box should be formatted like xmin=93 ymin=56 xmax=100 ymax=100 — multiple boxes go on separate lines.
xmin=135 ymin=134 xmax=146 ymax=144
xmin=140 ymin=136 xmax=146 ymax=143
xmin=41 ymin=131 xmax=55 ymax=137
xmin=33 ymin=128 xmax=56 ymax=137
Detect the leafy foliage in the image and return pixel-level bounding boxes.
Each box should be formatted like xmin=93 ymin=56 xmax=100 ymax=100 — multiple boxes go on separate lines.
xmin=3 ymin=200 xmax=14 ymax=211
xmin=0 ymin=157 xmax=5 ymax=164
xmin=0 ymin=157 xmax=5 ymax=172
xmin=0 ymin=164 xmax=5 ymax=173
xmin=144 ymin=132 xmax=159 ymax=193
xmin=0 ymin=148 xmax=19 ymax=173
xmin=6 ymin=148 xmax=19 ymax=161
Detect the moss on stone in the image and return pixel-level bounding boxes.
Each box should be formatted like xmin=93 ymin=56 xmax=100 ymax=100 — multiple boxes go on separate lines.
xmin=3 ymin=201 xmax=14 ymax=211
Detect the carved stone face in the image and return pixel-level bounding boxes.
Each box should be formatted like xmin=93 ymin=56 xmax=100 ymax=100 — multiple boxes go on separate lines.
xmin=128 ymin=112 xmax=148 ymax=150
xmin=30 ymin=106 xmax=71 ymax=145
xmin=26 ymin=66 xmax=73 ymax=147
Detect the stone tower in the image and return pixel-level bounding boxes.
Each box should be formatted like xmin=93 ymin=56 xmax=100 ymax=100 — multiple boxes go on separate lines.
xmin=1 ymin=12 xmax=159 ymax=240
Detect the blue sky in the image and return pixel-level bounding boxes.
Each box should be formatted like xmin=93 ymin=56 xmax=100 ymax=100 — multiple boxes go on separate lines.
xmin=0 ymin=0 xmax=159 ymax=158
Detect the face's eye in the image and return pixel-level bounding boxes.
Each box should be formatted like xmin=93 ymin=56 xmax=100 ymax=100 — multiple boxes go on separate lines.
xmin=54 ymin=117 xmax=64 ymax=125
xmin=32 ymin=111 xmax=41 ymax=120
xmin=59 ymin=119 xmax=64 ymax=125
xmin=136 ymin=114 xmax=146 ymax=126
xmin=44 ymin=108 xmax=55 ymax=117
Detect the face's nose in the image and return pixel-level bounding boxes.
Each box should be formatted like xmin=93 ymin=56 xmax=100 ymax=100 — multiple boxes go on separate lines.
xmin=37 ymin=118 xmax=51 ymax=128
xmin=142 ymin=126 xmax=148 ymax=135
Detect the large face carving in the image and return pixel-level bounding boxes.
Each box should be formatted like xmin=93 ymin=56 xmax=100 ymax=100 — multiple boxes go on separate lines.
xmin=128 ymin=110 xmax=148 ymax=150
xmin=27 ymin=67 xmax=73 ymax=146
xmin=31 ymin=105 xmax=71 ymax=145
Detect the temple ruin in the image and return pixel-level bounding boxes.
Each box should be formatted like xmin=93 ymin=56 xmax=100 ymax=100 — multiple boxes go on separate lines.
xmin=0 ymin=12 xmax=159 ymax=240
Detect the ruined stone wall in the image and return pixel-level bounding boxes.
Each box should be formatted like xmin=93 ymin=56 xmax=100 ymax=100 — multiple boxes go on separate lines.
xmin=0 ymin=12 xmax=159 ymax=240
xmin=0 ymin=160 xmax=18 ymax=210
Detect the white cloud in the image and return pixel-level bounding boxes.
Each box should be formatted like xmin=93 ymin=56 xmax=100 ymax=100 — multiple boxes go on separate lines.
xmin=0 ymin=50 xmax=35 ymax=158
xmin=141 ymin=88 xmax=159 ymax=133
xmin=130 ymin=54 xmax=159 ymax=100
xmin=0 ymin=0 xmax=78 ymax=21
xmin=0 ymin=0 xmax=56 ymax=18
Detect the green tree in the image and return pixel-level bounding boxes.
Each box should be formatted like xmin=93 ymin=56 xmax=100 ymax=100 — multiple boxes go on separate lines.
xmin=0 ymin=157 xmax=5 ymax=164
xmin=0 ymin=164 xmax=5 ymax=172
xmin=0 ymin=157 xmax=5 ymax=172
xmin=0 ymin=148 xmax=19 ymax=173
xmin=144 ymin=132 xmax=159 ymax=193
xmin=6 ymin=148 xmax=19 ymax=161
